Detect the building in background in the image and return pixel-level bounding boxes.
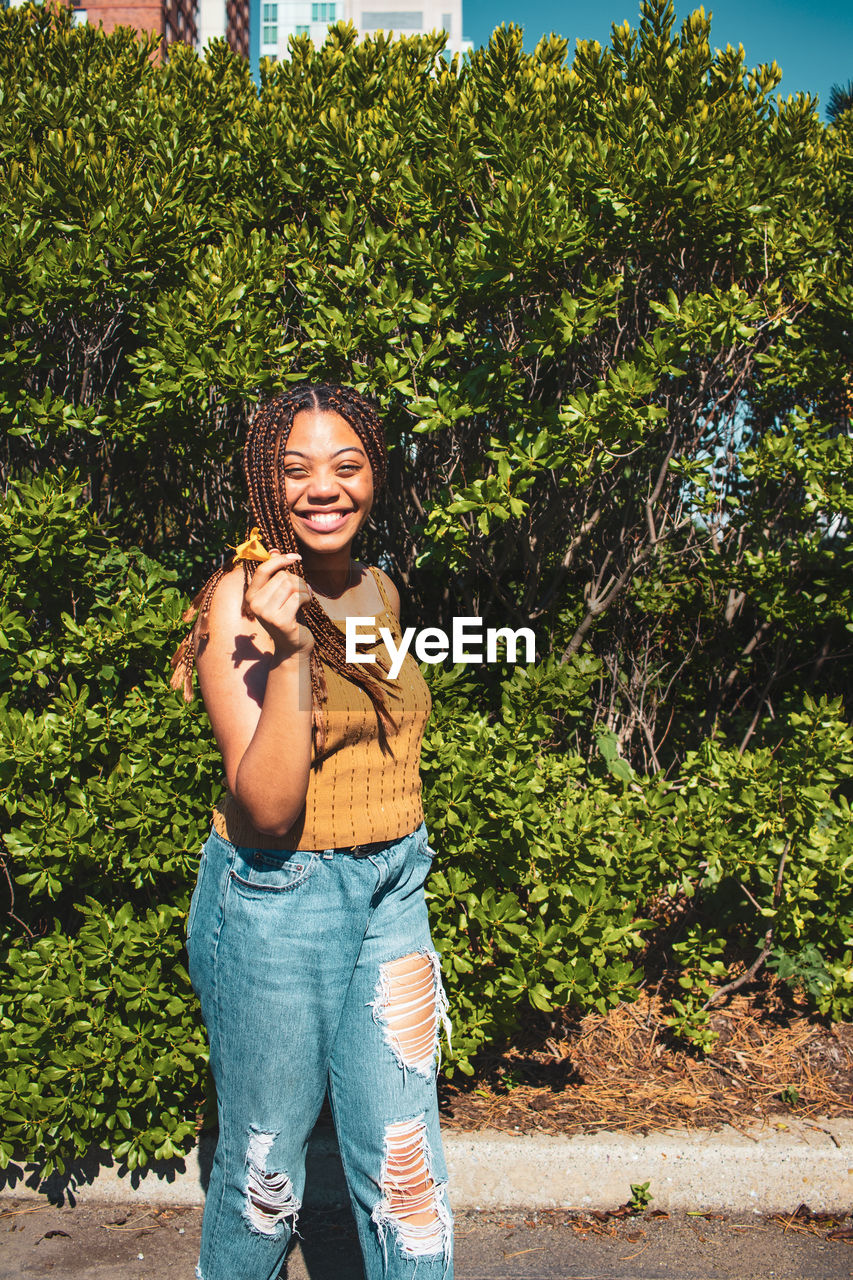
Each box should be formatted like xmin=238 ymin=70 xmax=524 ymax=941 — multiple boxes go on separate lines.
xmin=260 ymin=0 xmax=470 ymax=64
xmin=197 ymin=0 xmax=249 ymax=56
xmin=13 ymin=0 xmax=465 ymax=71
xmin=31 ymin=0 xmax=249 ymax=59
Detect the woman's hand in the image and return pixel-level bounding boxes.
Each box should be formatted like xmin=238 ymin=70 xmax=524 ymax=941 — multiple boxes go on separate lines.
xmin=243 ymin=553 xmax=315 ymax=659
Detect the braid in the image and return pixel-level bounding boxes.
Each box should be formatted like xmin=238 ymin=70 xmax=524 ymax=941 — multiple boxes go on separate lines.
xmin=168 ymin=565 xmax=225 ymax=702
xmin=170 ymin=383 xmax=394 ymax=754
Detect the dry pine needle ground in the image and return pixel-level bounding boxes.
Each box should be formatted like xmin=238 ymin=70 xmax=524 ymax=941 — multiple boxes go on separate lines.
xmin=439 ymin=986 xmax=853 ymax=1135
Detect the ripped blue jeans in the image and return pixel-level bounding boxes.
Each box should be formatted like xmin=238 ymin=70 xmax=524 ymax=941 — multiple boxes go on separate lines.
xmin=186 ymin=821 xmax=453 ymax=1280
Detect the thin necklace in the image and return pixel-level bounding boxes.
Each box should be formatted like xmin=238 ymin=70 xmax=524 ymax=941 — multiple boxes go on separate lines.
xmin=307 ymin=561 xmax=355 ymax=601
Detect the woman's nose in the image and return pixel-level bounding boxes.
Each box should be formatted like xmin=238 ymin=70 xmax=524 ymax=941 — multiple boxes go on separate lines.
xmin=305 ymin=469 xmax=341 ymax=500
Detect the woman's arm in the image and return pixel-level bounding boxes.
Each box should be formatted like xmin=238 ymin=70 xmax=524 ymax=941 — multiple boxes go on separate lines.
xmin=196 ymin=555 xmax=315 ymax=837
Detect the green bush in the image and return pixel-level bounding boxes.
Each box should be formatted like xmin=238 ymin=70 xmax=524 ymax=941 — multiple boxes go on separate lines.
xmin=423 ymin=664 xmax=853 ymax=1066
xmin=1 ymin=476 xmax=851 ymax=1172
xmin=2 ymin=0 xmax=852 ymax=763
xmin=664 ymin=704 xmax=853 ymax=1046
xmin=1 ymin=0 xmax=852 ymax=1174
xmin=421 ymin=657 xmax=655 ymax=1068
xmin=0 ymin=475 xmax=218 ymax=1172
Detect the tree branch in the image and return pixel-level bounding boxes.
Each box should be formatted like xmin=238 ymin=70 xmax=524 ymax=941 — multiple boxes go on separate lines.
xmin=702 ymin=839 xmax=790 ymax=1009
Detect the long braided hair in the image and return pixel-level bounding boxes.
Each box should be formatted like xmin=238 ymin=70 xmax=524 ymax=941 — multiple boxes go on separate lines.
xmin=170 ymin=383 xmax=395 ymax=754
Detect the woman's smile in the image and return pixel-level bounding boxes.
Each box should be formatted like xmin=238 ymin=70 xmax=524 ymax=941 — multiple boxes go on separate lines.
xmin=292 ymin=508 xmax=356 ymax=533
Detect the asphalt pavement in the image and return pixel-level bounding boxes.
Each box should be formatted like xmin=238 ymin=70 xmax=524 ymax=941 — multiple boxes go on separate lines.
xmin=2 ymin=1201 xmax=853 ymax=1279
xmin=3 ymin=1119 xmax=852 ymax=1279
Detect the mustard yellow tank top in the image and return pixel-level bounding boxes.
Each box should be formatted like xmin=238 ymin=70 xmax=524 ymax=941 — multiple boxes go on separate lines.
xmin=211 ymin=566 xmax=432 ymax=850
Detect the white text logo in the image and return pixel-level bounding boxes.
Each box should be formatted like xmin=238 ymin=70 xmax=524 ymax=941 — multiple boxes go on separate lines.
xmin=345 ymin=616 xmax=536 ymax=679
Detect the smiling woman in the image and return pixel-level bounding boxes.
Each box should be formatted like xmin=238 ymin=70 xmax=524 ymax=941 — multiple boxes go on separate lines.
xmin=171 ymin=384 xmax=454 ymax=1280
xmin=284 ymin=409 xmax=374 ymax=557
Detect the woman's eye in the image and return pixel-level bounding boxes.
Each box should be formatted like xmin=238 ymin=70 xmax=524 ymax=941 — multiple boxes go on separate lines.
xmin=283 ymin=462 xmax=362 ymax=478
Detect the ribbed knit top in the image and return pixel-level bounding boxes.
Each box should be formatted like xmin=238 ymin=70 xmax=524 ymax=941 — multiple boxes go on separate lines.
xmin=211 ymin=566 xmax=432 ymax=851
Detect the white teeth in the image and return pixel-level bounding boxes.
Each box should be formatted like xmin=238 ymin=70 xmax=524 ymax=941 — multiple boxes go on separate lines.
xmin=301 ymin=511 xmax=349 ymax=526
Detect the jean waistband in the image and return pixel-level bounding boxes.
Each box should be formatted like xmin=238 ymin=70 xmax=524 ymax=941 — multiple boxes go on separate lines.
xmin=347 ymin=837 xmax=401 ymax=858
xmin=207 ymin=822 xmax=424 ymax=860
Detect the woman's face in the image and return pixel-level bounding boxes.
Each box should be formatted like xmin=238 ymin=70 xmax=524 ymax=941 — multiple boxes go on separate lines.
xmin=282 ymin=409 xmax=375 ymax=558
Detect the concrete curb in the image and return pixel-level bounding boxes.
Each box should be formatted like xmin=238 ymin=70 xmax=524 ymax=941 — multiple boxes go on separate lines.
xmin=3 ymin=1119 xmax=851 ymax=1213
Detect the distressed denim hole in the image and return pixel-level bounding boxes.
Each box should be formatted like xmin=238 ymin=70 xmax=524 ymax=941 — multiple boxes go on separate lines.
xmin=243 ymin=1129 xmax=300 ymax=1237
xmin=371 ymin=1115 xmax=452 ymax=1271
xmin=371 ymin=950 xmax=452 ymax=1078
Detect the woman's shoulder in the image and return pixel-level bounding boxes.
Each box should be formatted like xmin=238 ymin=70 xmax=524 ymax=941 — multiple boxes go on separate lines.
xmin=205 ymin=562 xmax=250 ymax=623
xmin=365 ymin=564 xmax=401 ymax=621
xmin=197 ymin=563 xmax=271 ymax=653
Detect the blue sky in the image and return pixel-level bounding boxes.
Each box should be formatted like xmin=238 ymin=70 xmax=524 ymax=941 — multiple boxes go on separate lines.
xmin=461 ymin=0 xmax=853 ymax=119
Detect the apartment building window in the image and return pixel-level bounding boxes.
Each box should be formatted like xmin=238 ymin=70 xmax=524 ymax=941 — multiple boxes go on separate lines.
xmin=295 ymin=23 xmax=309 ymax=33
xmin=361 ymin=10 xmax=422 ymax=28
xmin=311 ymin=2 xmax=336 ymax=20
xmin=262 ymin=1 xmax=277 ymax=45
xmin=441 ymin=11 xmax=451 ymax=31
